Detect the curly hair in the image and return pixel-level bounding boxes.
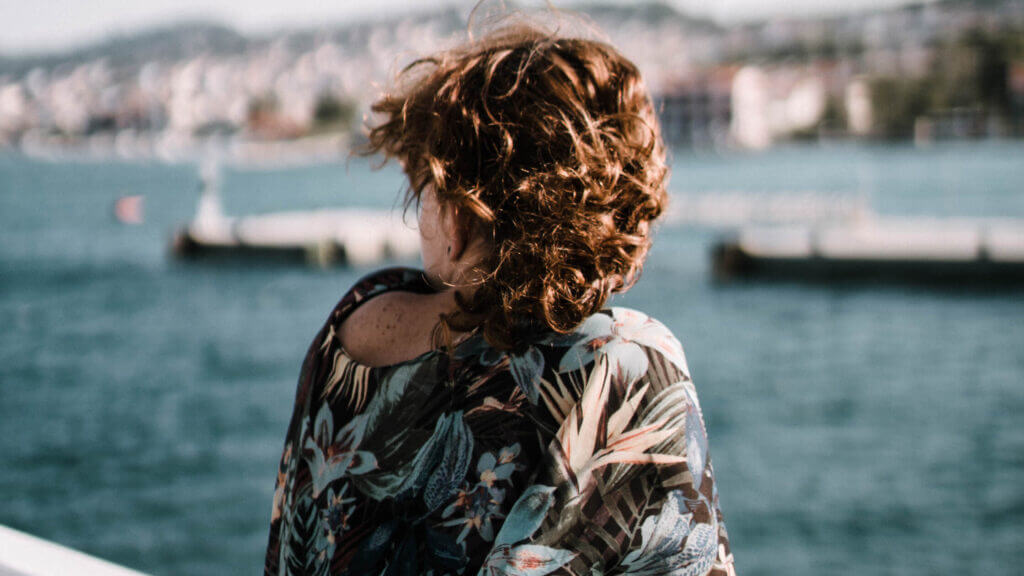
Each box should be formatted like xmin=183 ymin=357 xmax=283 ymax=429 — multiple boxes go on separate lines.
xmin=362 ymin=21 xmax=669 ymax=352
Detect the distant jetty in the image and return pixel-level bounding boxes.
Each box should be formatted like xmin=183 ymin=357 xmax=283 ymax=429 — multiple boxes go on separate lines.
xmin=170 ymin=163 xmax=419 ymax=268
xmin=172 ymin=208 xmax=420 ymax=267
xmin=712 ymin=218 xmax=1024 ymax=284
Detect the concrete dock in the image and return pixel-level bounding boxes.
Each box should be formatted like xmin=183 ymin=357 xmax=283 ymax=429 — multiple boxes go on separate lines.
xmin=711 ymin=217 xmax=1024 ymax=284
xmin=170 ymin=161 xmax=421 ymax=268
xmin=172 ymin=207 xmax=421 ymax=268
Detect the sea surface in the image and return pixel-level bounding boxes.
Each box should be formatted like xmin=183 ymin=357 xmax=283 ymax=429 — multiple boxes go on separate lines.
xmin=1 ymin=142 xmax=1022 ymax=575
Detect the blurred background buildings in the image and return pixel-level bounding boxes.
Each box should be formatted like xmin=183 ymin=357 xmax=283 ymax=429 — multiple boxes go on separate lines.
xmin=0 ymin=0 xmax=1022 ymax=161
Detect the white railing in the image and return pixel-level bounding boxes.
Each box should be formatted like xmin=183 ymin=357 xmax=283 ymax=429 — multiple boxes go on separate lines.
xmin=0 ymin=525 xmax=149 ymax=576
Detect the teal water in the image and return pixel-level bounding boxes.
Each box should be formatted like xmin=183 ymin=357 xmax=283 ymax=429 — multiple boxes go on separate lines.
xmin=1 ymin=143 xmax=1022 ymax=575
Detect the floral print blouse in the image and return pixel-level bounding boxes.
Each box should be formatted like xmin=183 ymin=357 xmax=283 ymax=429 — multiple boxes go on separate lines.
xmin=265 ymin=267 xmax=735 ymax=576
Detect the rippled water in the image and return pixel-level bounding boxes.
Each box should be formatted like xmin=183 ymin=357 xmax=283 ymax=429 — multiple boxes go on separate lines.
xmin=1 ymin=142 xmax=1022 ymax=575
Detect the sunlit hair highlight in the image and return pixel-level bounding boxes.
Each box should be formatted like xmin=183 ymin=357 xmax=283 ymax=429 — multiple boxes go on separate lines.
xmin=362 ymin=18 xmax=669 ymax=352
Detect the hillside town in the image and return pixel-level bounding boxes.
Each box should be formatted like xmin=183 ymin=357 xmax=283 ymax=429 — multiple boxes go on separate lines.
xmin=0 ymin=0 xmax=1022 ymax=161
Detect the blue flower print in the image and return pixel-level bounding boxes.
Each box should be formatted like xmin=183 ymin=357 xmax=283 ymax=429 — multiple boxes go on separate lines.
xmin=441 ymin=483 xmax=506 ymax=542
xmin=478 ymin=444 xmax=521 ymax=487
xmin=441 ymin=443 xmax=522 ymax=543
xmin=315 ymin=483 xmax=356 ymax=560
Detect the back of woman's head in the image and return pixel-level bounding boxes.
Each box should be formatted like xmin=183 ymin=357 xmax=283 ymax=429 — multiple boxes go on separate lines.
xmin=364 ymin=17 xmax=669 ymax=352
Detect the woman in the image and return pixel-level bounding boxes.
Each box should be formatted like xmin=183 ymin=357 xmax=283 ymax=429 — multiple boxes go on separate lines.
xmin=265 ymin=21 xmax=734 ymax=576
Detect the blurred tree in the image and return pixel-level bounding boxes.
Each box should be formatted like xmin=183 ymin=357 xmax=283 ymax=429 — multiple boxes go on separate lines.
xmin=963 ymin=29 xmax=1011 ymax=112
xmin=869 ymin=25 xmax=1023 ymax=137
xmin=821 ymin=94 xmax=846 ymax=131
xmin=869 ymin=77 xmax=931 ymax=138
xmin=312 ymin=94 xmax=357 ymax=133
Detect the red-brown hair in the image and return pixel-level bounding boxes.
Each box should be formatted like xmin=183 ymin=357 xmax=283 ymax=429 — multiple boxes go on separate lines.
xmin=363 ymin=21 xmax=669 ymax=351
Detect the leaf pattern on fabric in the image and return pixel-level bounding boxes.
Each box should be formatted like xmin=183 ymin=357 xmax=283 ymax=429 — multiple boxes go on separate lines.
xmin=264 ymin=268 xmax=735 ymax=576
xmin=557 ymin=308 xmax=690 ymax=382
xmin=621 ymin=490 xmax=719 ymax=576
xmin=478 ymin=485 xmax=576 ymax=576
xmin=405 ymin=411 xmax=475 ymax=513
xmin=492 ymin=485 xmax=556 ymax=547
xmin=606 ymin=380 xmax=708 ymax=492
xmin=508 ymin=346 xmax=545 ymax=404
xmin=343 ymin=412 xmax=476 ymax=575
xmin=550 ymin=355 xmax=685 ymax=503
xmin=281 ymin=489 xmax=330 ymax=576
xmin=303 ymin=404 xmax=378 ymax=498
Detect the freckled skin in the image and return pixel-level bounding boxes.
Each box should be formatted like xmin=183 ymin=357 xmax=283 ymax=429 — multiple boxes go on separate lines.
xmin=338 ymin=290 xmax=460 ymax=367
xmin=337 ymin=186 xmax=488 ymax=367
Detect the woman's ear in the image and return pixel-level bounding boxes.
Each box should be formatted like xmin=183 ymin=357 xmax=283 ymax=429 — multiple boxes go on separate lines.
xmin=444 ymin=204 xmax=472 ymax=262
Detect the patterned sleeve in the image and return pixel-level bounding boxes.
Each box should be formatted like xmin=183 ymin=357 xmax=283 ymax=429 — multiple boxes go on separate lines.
xmin=477 ymin=308 xmax=735 ymax=576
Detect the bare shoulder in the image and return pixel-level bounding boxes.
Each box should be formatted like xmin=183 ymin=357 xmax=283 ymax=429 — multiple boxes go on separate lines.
xmin=336 ymin=290 xmax=438 ymax=367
